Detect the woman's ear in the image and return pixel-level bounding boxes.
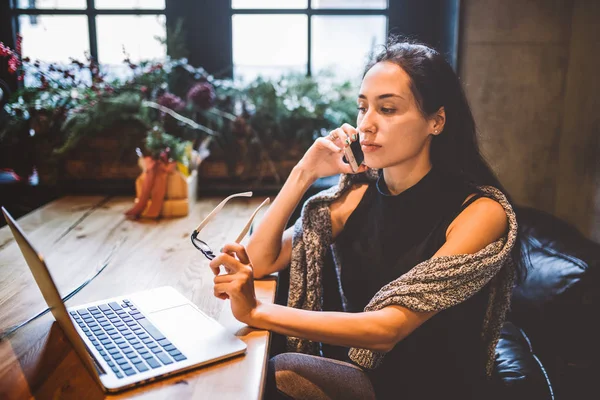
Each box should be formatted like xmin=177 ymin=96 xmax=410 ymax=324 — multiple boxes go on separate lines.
xmin=429 ymin=107 xmax=446 ymax=135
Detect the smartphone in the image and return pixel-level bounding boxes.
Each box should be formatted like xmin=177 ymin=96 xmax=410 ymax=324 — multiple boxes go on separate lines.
xmin=342 ymin=139 xmax=365 ymax=173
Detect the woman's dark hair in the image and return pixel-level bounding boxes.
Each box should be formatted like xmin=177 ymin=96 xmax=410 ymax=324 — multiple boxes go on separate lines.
xmin=364 ymin=36 xmax=529 ymax=284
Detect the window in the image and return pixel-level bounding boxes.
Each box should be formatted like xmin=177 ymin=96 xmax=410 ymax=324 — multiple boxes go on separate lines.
xmin=16 ymin=0 xmax=86 ymax=10
xmin=232 ymin=14 xmax=308 ymax=82
xmin=231 ymin=0 xmax=388 ymax=83
xmin=96 ymin=14 xmax=166 ymax=80
xmin=10 ymin=0 xmax=166 ymax=80
xmin=18 ymin=14 xmax=90 ymax=64
xmin=7 ymin=1 xmax=459 ymax=85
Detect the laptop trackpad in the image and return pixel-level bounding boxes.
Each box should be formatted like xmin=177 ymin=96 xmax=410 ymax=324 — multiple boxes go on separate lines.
xmin=132 ymin=287 xmax=189 ymax=313
xmin=150 ymin=304 xmax=231 ymax=355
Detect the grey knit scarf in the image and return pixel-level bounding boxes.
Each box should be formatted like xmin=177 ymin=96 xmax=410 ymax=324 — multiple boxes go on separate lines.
xmin=286 ymin=170 xmax=517 ymax=377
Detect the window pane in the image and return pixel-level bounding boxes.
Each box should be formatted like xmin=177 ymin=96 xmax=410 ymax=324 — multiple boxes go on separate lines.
xmin=232 ymin=0 xmax=307 ymax=9
xmin=19 ymin=15 xmax=89 ymax=63
xmin=96 ymin=15 xmax=166 ymax=80
xmin=233 ymin=15 xmax=308 ymax=82
xmin=311 ymin=15 xmax=387 ymax=81
xmin=95 ymin=0 xmax=165 ymax=9
xmin=312 ymin=0 xmax=387 ymax=9
xmin=16 ymin=0 xmax=86 ymax=9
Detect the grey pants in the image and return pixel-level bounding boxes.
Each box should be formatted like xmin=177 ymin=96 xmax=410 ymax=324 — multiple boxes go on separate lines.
xmin=266 ymin=353 xmax=377 ymax=400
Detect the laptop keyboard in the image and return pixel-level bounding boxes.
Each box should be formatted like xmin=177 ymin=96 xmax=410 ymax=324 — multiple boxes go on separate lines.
xmin=70 ymin=299 xmax=187 ymax=379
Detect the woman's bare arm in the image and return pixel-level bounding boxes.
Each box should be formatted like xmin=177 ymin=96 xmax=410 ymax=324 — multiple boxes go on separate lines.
xmin=247 ymin=128 xmax=368 ymax=279
xmin=247 ymin=166 xmax=315 ymax=279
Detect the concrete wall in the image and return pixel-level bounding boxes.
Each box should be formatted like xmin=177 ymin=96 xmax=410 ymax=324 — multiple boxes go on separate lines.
xmin=554 ymin=0 xmax=600 ymax=242
xmin=459 ymin=0 xmax=600 ymax=241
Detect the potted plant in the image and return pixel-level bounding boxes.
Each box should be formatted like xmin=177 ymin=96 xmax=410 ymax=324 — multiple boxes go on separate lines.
xmin=1 ymin=36 xmax=360 ymax=196
xmin=0 ymin=39 xmax=207 ymax=192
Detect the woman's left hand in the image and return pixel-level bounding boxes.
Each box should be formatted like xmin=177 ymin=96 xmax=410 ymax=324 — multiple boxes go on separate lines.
xmin=209 ymin=242 xmax=258 ymax=325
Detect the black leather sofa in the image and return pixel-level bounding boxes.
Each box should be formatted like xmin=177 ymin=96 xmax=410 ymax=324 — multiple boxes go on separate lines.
xmin=494 ymin=207 xmax=599 ymax=400
xmin=273 ymin=179 xmax=599 ymax=400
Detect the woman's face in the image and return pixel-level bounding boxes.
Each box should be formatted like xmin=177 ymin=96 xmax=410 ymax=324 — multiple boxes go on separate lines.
xmin=356 ymin=61 xmax=434 ymax=170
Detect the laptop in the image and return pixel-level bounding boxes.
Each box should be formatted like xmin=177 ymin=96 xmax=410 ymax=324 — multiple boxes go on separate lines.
xmin=2 ymin=207 xmax=247 ymax=392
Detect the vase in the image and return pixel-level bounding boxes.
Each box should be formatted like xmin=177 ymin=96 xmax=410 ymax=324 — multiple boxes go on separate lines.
xmin=126 ymin=157 xmax=197 ymax=219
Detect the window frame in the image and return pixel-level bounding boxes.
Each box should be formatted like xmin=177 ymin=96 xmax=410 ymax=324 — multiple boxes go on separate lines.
xmin=230 ymin=0 xmax=389 ymax=77
xmin=8 ymin=0 xmax=166 ymax=65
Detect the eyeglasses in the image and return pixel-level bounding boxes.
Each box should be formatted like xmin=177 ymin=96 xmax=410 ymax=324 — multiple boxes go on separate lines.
xmin=191 ymin=191 xmax=270 ymax=260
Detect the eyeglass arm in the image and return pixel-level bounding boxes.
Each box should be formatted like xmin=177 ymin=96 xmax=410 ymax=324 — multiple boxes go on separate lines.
xmin=193 ymin=191 xmax=253 ymax=234
xmin=234 ymin=197 xmax=271 ymax=244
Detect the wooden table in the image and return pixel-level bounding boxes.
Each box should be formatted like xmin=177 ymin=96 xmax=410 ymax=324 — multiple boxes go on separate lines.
xmin=0 ymin=195 xmax=277 ymax=399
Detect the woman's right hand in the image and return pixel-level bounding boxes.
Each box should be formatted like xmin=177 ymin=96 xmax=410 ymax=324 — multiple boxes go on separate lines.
xmin=296 ymin=123 xmax=369 ymax=181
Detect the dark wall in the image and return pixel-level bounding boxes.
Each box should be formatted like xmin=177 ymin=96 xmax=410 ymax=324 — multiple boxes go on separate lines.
xmin=165 ymin=0 xmax=233 ymax=78
xmin=389 ymin=0 xmax=460 ymax=69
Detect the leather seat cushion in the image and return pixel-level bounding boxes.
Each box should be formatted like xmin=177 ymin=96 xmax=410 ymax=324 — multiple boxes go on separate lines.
xmin=494 ymin=321 xmax=553 ymax=400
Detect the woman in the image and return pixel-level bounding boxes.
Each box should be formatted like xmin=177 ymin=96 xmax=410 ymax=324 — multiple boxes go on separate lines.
xmin=209 ymin=37 xmax=526 ymax=399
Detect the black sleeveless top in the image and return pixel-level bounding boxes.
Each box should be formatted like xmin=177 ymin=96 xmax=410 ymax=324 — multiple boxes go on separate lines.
xmin=331 ymin=168 xmax=493 ymax=399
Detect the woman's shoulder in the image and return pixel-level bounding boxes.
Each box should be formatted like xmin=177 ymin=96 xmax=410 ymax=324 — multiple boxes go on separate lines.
xmin=330 ymin=182 xmax=372 ymax=240
xmin=443 ymin=194 xmax=509 ymax=252
xmin=441 ymin=180 xmax=508 ymax=241
xmin=331 ymin=181 xmax=371 ymax=211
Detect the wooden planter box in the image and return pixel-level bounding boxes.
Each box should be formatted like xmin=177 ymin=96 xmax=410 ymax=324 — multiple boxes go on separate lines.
xmin=197 ymin=158 xmax=299 ymax=195
xmin=40 ymin=123 xmax=148 ymax=194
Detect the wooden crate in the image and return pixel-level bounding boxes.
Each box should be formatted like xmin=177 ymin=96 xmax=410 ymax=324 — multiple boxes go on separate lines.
xmin=197 ymin=158 xmax=298 ymax=195
xmin=54 ymin=123 xmax=147 ymax=193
